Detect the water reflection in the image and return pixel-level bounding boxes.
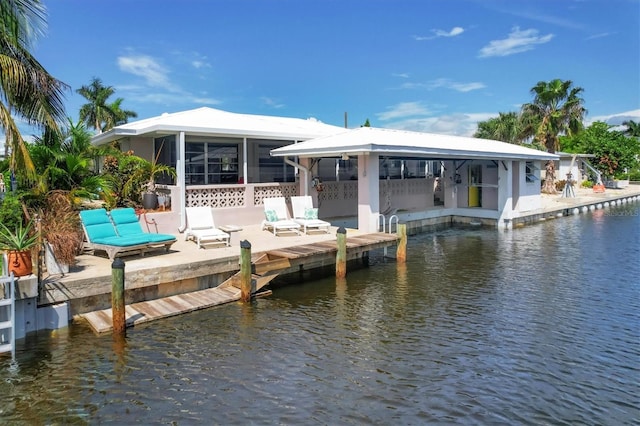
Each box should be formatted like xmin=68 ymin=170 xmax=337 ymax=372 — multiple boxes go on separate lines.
xmin=1 ymin=202 xmax=639 ymax=424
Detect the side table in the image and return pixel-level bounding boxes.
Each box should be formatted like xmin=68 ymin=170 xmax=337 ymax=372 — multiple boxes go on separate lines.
xmin=219 ymin=225 xmax=243 ymax=246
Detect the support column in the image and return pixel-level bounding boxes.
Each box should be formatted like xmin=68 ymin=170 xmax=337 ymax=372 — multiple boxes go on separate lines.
xmin=497 ymin=160 xmax=514 ymax=229
xmin=357 ymin=153 xmax=380 ymax=232
xmin=443 ymin=160 xmax=457 ymax=209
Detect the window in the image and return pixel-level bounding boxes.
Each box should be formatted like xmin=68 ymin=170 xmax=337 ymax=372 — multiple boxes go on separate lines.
xmin=526 ymin=161 xmax=539 ymax=183
xmin=185 ymin=140 xmax=239 ymax=185
xmin=258 ymin=144 xmax=295 ymax=182
xmin=154 ymin=136 xmax=176 ymax=185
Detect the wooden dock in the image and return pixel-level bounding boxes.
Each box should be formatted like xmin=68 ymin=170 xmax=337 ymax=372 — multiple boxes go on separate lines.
xmin=79 ymin=232 xmax=399 ymax=333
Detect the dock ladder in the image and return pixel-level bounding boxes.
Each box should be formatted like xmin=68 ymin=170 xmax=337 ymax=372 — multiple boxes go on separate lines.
xmin=378 ymin=213 xmax=399 ymax=257
xmin=0 ymin=253 xmax=16 ymax=357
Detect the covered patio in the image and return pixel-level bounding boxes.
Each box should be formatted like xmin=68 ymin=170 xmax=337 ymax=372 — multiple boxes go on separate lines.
xmin=271 ymin=127 xmax=558 ymax=230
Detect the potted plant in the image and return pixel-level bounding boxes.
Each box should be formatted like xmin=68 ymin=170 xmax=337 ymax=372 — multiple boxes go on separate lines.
xmin=0 ymin=220 xmax=38 ymax=277
xmin=123 ymin=145 xmax=176 ymax=210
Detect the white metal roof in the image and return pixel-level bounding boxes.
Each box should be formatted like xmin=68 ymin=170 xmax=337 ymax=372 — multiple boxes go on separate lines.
xmin=91 ymin=107 xmax=345 ymax=145
xmin=271 ymin=127 xmax=558 ymax=161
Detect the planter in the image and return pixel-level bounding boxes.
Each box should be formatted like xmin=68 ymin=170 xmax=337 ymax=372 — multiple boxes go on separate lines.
xmin=6 ymin=249 xmax=33 ymax=277
xmin=45 ymin=242 xmax=69 ymax=275
xmin=142 ymin=193 xmax=158 ymax=210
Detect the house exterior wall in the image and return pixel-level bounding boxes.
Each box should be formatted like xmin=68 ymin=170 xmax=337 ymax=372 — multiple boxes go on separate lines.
xmin=518 ymin=160 xmax=542 ymax=212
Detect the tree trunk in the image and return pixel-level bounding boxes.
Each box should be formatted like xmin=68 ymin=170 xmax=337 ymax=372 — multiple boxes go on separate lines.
xmin=542 ymin=159 xmax=557 ymax=194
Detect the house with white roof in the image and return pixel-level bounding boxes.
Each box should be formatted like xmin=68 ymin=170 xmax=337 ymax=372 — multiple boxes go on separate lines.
xmin=92 ymin=107 xmax=557 ymax=232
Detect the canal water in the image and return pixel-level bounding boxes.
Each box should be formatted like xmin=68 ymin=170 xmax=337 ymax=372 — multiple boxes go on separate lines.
xmin=1 ymin=202 xmax=639 ymax=425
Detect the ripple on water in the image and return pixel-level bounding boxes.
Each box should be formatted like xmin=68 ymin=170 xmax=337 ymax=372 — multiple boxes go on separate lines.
xmin=1 ymin=207 xmax=639 ymax=424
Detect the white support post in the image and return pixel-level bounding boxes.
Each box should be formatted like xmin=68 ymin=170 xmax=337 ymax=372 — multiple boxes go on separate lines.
xmin=357 ymin=153 xmax=380 ymax=232
xmin=497 ymin=160 xmax=514 ymax=229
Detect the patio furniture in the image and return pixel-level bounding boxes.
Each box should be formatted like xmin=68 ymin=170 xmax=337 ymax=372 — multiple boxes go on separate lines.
xmin=109 ymin=208 xmax=177 ymax=247
xmin=184 ymin=207 xmax=230 ymax=248
xmin=261 ymin=197 xmax=301 ymax=236
xmin=290 ymin=195 xmax=331 ymax=234
xmin=79 ymin=209 xmax=156 ymax=260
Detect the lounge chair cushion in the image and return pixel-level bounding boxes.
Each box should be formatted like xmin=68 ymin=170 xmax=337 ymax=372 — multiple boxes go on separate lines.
xmin=109 ymin=208 xmax=176 ymax=243
xmin=304 ymin=208 xmax=318 ymax=220
xmin=92 ymin=235 xmax=152 ymax=247
xmin=265 ymin=209 xmax=278 ymax=222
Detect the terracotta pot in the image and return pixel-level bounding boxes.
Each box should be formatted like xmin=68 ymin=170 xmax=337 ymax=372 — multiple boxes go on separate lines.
xmin=7 ymin=249 xmax=33 ymax=277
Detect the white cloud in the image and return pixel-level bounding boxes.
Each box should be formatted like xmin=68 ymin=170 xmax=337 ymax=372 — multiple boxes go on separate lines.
xmin=587 ymin=109 xmax=640 ymax=126
xmin=413 ymin=26 xmax=465 ymax=41
xmin=479 ymin=27 xmax=553 ymax=58
xmin=376 ymin=102 xmax=432 ymax=121
xmin=585 ymin=32 xmax=611 ymax=41
xmin=383 ymin=112 xmax=492 ymax=137
xmin=434 ymin=26 xmax=464 ymax=37
xmin=393 ymin=73 xmax=410 ymax=78
xmin=261 ymin=97 xmax=285 ymax=109
xmin=118 ymin=54 xmax=175 ymax=90
xmin=399 ymin=78 xmax=486 ymax=93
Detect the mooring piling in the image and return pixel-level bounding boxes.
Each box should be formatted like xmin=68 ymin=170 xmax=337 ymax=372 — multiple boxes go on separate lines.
xmin=336 ymin=227 xmax=347 ymax=278
xmin=396 ymin=223 xmax=407 ymax=263
xmin=240 ymin=240 xmax=254 ymax=302
xmin=111 ymin=258 xmax=126 ymax=335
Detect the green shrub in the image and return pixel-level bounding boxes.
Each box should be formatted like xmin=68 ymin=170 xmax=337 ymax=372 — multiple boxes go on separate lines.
xmin=0 ymin=193 xmax=25 ymax=230
xmin=629 ymin=170 xmax=640 ymax=181
xmin=581 ymin=180 xmax=594 ymax=188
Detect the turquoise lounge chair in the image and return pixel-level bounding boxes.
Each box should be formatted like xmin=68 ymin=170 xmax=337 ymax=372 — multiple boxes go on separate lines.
xmin=109 ymin=208 xmax=177 ymax=247
xmin=80 ymin=209 xmax=153 ymax=260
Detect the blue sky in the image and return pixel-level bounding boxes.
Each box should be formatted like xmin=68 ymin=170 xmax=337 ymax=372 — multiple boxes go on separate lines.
xmin=27 ymin=0 xmax=640 ymax=139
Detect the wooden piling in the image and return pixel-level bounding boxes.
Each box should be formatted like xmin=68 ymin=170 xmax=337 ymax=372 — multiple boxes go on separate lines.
xmin=240 ymin=240 xmax=253 ymax=302
xmin=111 ymin=258 xmax=126 ymax=335
xmin=396 ymin=223 xmax=407 ymax=263
xmin=336 ymin=227 xmax=347 ymax=278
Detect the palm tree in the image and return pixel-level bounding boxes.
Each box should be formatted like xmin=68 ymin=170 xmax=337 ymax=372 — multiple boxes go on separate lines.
xmin=29 ymin=120 xmax=114 ymax=198
xmin=77 ymin=77 xmax=117 ymax=134
xmin=0 ymin=0 xmax=69 ymax=181
xmin=474 ymin=112 xmax=527 ymax=144
xmin=622 ymin=120 xmax=640 ymax=138
xmin=109 ymin=97 xmax=137 ymax=128
xmin=521 ymin=79 xmax=586 ymax=193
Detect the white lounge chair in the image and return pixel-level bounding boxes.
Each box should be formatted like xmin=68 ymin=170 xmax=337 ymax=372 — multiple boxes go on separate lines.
xmin=262 ymin=197 xmax=301 ymax=236
xmin=184 ymin=207 xmax=230 ymax=248
xmin=291 ymin=195 xmax=331 ymax=234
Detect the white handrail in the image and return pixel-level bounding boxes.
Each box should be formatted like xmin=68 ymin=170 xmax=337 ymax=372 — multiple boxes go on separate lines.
xmin=388 ymin=215 xmax=399 ymax=234
xmin=378 ymin=213 xmax=386 ymax=233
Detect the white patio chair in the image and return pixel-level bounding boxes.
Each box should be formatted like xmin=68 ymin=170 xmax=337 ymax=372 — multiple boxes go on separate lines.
xmin=290 ymin=195 xmax=331 ymax=234
xmin=262 ymin=197 xmax=301 ymax=236
xmin=184 ymin=207 xmax=230 ymax=248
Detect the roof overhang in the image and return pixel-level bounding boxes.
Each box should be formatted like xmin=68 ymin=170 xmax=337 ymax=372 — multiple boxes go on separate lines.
xmin=271 ymin=127 xmax=559 ymax=161
xmin=90 ymin=107 xmax=345 ymax=146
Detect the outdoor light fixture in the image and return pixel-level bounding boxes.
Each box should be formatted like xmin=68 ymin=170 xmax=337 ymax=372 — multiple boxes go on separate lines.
xmin=341 ymin=153 xmax=349 ymax=161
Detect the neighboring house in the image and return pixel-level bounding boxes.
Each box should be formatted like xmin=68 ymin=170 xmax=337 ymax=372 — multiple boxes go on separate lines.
xmin=546 ymin=152 xmax=597 ymax=185
xmin=91 ymin=107 xmax=557 ymax=232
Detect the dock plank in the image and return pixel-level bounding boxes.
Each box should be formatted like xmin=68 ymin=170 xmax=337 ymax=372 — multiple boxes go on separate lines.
xmin=78 ymin=231 xmax=399 ymax=334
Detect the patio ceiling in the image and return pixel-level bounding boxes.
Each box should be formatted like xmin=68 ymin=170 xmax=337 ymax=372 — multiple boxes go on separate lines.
xmin=91 ymin=107 xmax=344 ymax=146
xmin=270 ymin=127 xmax=559 ymax=161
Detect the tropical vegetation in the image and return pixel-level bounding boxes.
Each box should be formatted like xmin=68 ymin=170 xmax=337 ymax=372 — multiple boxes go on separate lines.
xmin=560 ymin=121 xmax=640 ymax=180
xmin=476 ymin=84 xmax=640 ymax=189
